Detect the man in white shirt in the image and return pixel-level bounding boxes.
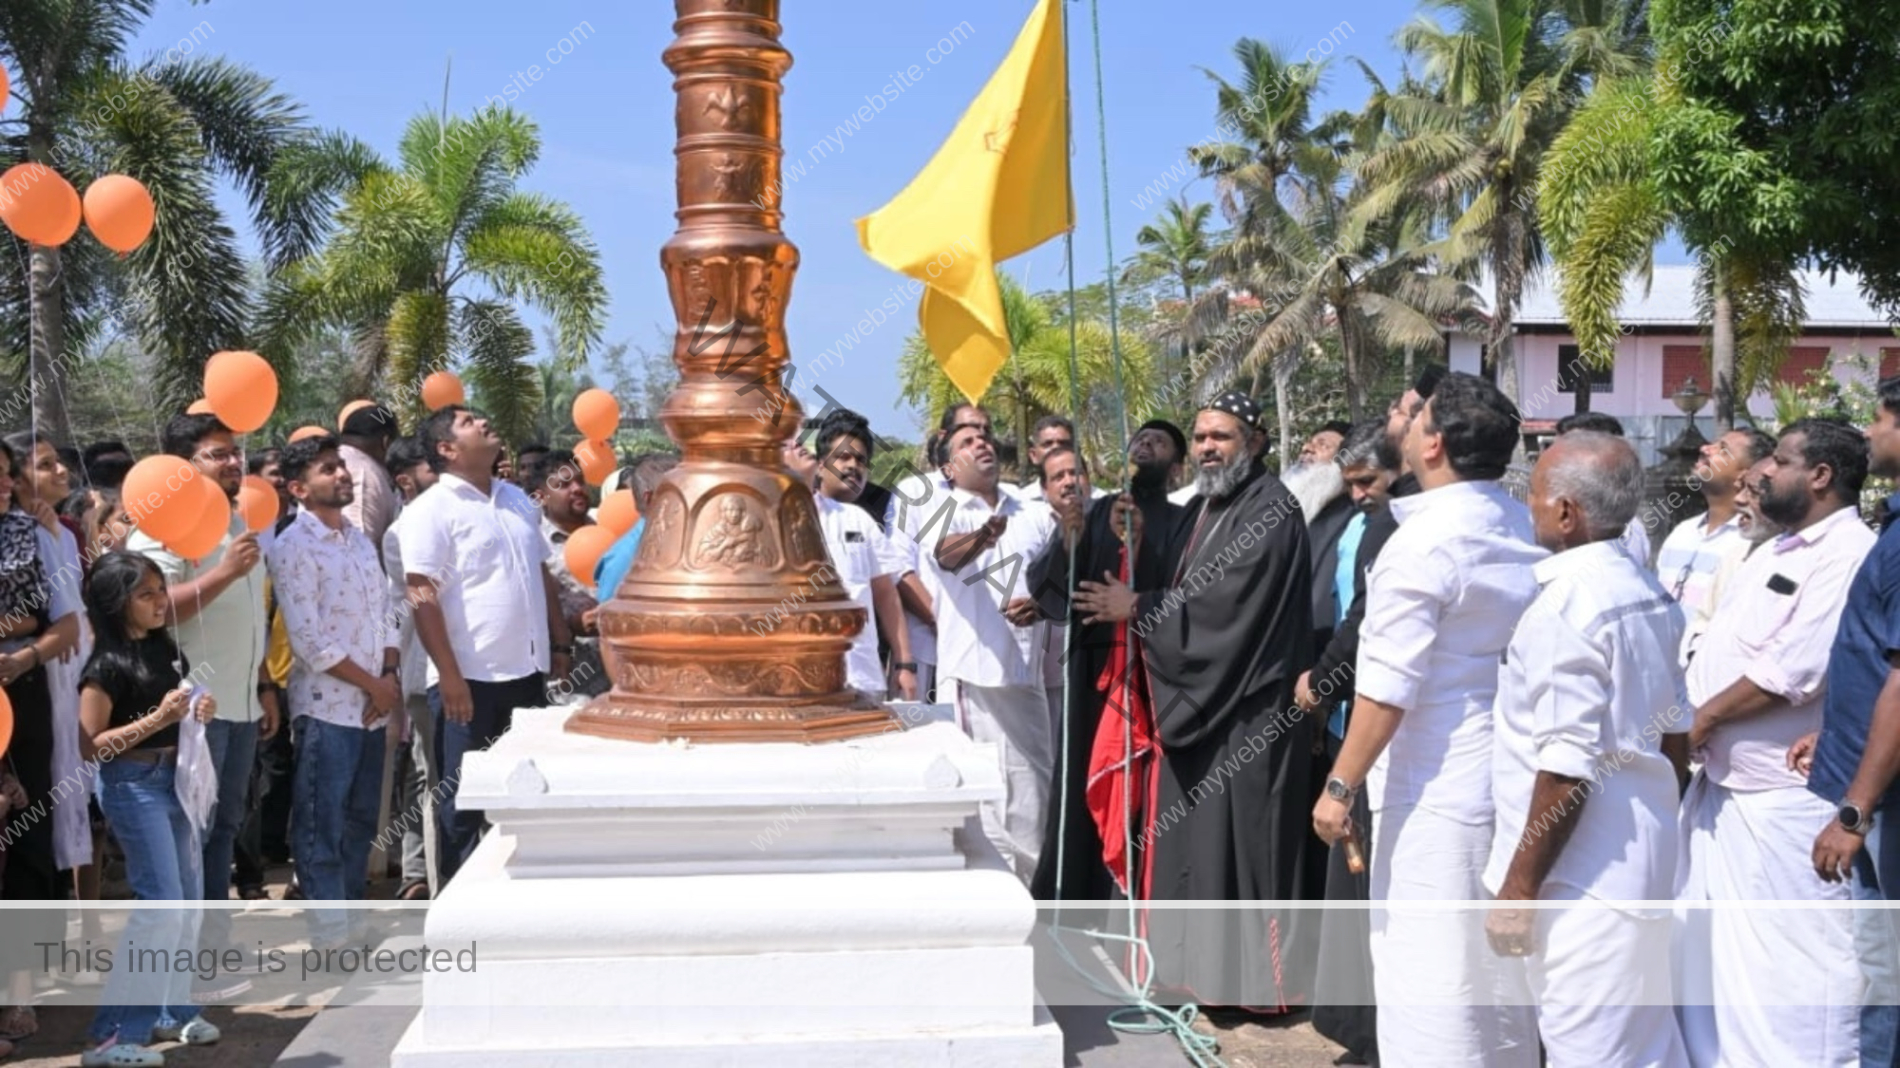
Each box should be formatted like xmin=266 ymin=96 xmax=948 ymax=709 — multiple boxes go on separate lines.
xmin=400 ymin=405 xmax=575 ymax=882
xmin=810 ymin=409 xmax=914 ymax=699
xmin=1031 ymin=445 xmax=1089 ymax=743
xmin=928 ymin=419 xmax=1058 ymax=880
xmin=1554 ymin=412 xmax=1654 ymax=566
xmin=886 ymin=405 xmax=993 ymax=701
xmin=127 ymin=412 xmax=278 ymax=966
xmin=381 ymin=435 xmax=440 ymax=898
xmin=1017 ymin=415 xmax=1076 ymax=504
xmin=338 ymin=403 xmax=402 ymax=555
xmin=1657 ymin=427 xmax=1775 ymax=664
xmin=1677 ymin=418 xmax=1874 ymax=1067
xmin=1485 ymin=432 xmax=1690 ymax=1067
xmin=522 ymin=448 xmax=606 ymax=700
xmin=267 ymin=435 xmax=400 ymax=946
xmin=1313 ymin=372 xmax=1544 ymax=1067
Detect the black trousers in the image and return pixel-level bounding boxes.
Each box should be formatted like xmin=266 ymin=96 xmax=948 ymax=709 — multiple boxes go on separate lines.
xmin=235 ymin=687 xmax=295 ymax=886
xmin=1311 ymin=732 xmax=1378 ymax=1066
xmin=432 ymin=674 xmax=544 ymax=884
xmin=2 ymin=665 xmax=67 ymax=973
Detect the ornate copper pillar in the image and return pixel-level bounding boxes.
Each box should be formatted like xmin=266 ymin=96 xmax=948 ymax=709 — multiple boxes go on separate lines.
xmin=568 ymin=0 xmax=899 ymax=744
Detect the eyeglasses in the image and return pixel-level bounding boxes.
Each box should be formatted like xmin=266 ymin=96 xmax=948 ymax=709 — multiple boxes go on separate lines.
xmin=194 ymin=449 xmax=241 ymax=464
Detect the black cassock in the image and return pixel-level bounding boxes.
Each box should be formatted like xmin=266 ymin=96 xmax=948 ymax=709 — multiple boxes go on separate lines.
xmin=1025 ymin=486 xmax=1184 ymax=906
xmin=1135 ymin=461 xmax=1318 ymax=1010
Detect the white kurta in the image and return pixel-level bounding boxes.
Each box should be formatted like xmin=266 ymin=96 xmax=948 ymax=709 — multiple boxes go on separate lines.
xmin=43 ymin=524 xmax=93 ymax=871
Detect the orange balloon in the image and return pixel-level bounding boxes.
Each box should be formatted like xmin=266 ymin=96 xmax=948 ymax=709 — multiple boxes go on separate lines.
xmin=421 ymin=371 xmax=465 ymax=411
xmin=121 ymin=455 xmax=212 ymax=543
xmin=596 ymin=490 xmax=640 ymax=536
xmin=187 ymin=398 xmax=214 ymax=415
xmin=82 ymin=174 xmax=155 ymax=253
xmin=0 ymin=684 xmax=12 ymax=759
xmin=1 ymin=65 xmax=9 ymax=116
xmin=563 ymin=525 xmax=620 ymax=587
xmin=236 ymin=475 xmax=279 ymax=534
xmin=573 ymin=439 xmax=616 ymax=486
xmin=289 ymin=425 xmax=329 ymax=443
xmin=166 ymin=490 xmax=232 ymax=561
xmin=0 ymin=163 xmax=82 ymax=246
xmin=203 ymin=350 xmax=278 ymax=433
xmin=572 ymin=388 xmax=621 ymax=441
xmin=338 ymin=399 xmax=374 ymax=430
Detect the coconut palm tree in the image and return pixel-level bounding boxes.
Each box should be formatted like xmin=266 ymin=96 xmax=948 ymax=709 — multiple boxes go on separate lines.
xmin=0 ymin=0 xmax=360 ymax=439
xmin=1540 ymin=75 xmax=1804 ymax=427
xmin=259 ymin=106 xmax=607 ymax=445
xmin=898 ymin=271 xmax=1157 ymax=479
xmin=1126 ymin=195 xmax=1213 ymax=305
xmin=1355 ymin=0 xmax=1649 ymax=404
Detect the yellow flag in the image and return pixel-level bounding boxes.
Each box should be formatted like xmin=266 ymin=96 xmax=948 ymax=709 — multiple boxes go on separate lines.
xmin=856 ymin=0 xmax=1072 ymax=404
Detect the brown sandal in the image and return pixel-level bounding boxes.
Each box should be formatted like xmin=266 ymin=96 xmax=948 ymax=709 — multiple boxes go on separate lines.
xmin=397 ymin=880 xmax=431 ymax=901
xmin=0 ymin=1005 xmax=36 ymax=1042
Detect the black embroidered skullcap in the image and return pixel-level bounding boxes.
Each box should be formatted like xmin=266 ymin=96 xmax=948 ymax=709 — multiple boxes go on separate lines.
xmin=1203 ymin=391 xmax=1262 ymax=429
xmin=1136 ymin=418 xmax=1187 ymax=458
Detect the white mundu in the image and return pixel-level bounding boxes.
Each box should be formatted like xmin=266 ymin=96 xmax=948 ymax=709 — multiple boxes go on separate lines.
xmin=1358 ymin=480 xmax=1544 ymax=1068
xmin=1486 ymin=541 xmax=1689 ymax=1068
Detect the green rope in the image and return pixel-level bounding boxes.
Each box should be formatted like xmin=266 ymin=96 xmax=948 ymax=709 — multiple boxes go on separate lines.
xmin=1036 ymin=2 xmax=1226 ymax=1065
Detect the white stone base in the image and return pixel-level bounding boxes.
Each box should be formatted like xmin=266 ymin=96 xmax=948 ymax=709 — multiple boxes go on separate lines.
xmin=390 ymin=707 xmax=1060 ymax=1067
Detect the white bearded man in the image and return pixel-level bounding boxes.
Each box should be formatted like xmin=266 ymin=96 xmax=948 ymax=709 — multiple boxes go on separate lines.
xmin=1485 ymin=431 xmax=1689 ymax=1068
xmin=1312 ymin=371 xmax=1544 ymax=1067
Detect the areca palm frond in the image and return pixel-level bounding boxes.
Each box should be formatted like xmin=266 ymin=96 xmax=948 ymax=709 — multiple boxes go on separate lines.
xmin=263 ymin=106 xmax=607 ymax=441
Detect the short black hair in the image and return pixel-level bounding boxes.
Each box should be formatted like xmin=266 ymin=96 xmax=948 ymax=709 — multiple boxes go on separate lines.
xmin=1555 ymin=411 xmax=1625 ymax=437
xmin=925 ymin=428 xmax=948 ymax=468
xmin=88 ymin=453 xmax=132 ymax=490
xmin=521 ymin=448 xmax=579 ymax=495
xmin=340 ymin=403 xmax=399 ymax=440
xmin=1729 ymin=426 xmax=1777 ymax=467
xmin=1032 ymin=415 xmax=1076 ymax=442
xmin=624 ymin=451 xmax=680 ymax=510
xmin=516 ymin=441 xmax=552 ymax=466
xmin=938 ymin=403 xmax=986 ymax=434
xmin=1318 ymin=420 xmax=1353 ymax=440
xmin=279 ymin=433 xmax=340 ymax=484
xmin=1337 ymin=418 xmax=1399 ymax=472
xmin=161 ymin=413 xmax=231 ymax=461
xmin=1878 ymin=376 xmax=1900 ymax=421
xmin=247 ymin=447 xmax=283 ymax=476
xmin=420 ymin=405 xmax=467 ymax=473
xmin=384 ymin=435 xmax=431 ymax=480
xmin=1414 ymin=363 xmax=1448 ymax=400
xmin=1037 ymin=445 xmax=1088 ymax=485
xmin=82 ymin=440 xmax=130 ymax=469
xmin=1783 ymin=417 xmax=1869 ymax=503
xmin=815 ymin=408 xmax=876 ymax=464
xmin=1423 ymin=372 xmax=1521 ymax=480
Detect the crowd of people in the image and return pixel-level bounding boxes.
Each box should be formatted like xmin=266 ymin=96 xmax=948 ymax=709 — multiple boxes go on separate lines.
xmin=3 ymin=370 xmax=1900 ymax=1066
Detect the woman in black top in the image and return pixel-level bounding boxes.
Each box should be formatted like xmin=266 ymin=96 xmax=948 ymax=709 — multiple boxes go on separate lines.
xmin=76 ymin=551 xmax=221 ymax=1067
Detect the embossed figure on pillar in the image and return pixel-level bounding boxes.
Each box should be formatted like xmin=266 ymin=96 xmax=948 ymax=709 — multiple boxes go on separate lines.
xmin=570 ymin=0 xmax=898 ymax=744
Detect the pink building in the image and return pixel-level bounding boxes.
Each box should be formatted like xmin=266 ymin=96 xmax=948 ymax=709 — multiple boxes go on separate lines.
xmin=1450 ymin=266 xmax=1897 ymax=462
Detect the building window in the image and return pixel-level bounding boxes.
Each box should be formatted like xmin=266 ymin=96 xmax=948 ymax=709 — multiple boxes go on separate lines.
xmin=1557 ymin=344 xmax=1613 ymax=394
xmin=1663 ymin=345 xmax=1711 ymax=399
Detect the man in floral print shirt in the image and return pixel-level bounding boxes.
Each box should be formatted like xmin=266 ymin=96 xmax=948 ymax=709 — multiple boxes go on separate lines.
xmin=265 ymin=434 xmax=400 ymax=948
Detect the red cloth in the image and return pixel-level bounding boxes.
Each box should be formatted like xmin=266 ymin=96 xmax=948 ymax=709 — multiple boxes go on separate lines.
xmin=1084 ymin=547 xmax=1157 ymax=898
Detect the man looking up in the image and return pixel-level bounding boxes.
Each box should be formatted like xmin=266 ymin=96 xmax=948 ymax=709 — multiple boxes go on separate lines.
xmin=1019 ymin=415 xmax=1076 ymax=503
xmin=338 ymin=403 xmax=401 ymax=553
xmin=1312 ymin=372 xmax=1544 ymax=1065
xmin=1676 ymin=418 xmax=1873 ymax=1067
xmin=1074 ymin=394 xmax=1316 ymax=1008
xmin=128 ymin=412 xmax=277 ymax=978
xmin=1484 ymin=431 xmax=1689 ymax=1068
xmin=266 ymin=435 xmax=398 ymax=947
xmin=928 ymin=419 xmax=1058 ymax=882
xmin=382 ymin=435 xmax=441 ymax=899
xmin=1026 ymin=418 xmax=1184 ymax=905
xmin=399 ymin=406 xmax=575 ymax=882
xmin=1657 ymin=427 xmax=1776 ymax=663
xmin=811 ymin=408 xmax=914 ymax=700
xmin=885 ymin=403 xmax=995 ymax=702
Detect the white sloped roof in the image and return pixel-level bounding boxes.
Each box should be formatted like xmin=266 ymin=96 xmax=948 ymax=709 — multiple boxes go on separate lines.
xmin=1501 ymin=265 xmax=1893 ymax=328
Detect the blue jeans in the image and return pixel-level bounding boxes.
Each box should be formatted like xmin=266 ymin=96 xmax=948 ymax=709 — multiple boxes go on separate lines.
xmin=90 ymin=759 xmax=202 ymax=1045
xmin=431 ymin=674 xmax=543 ymax=883
xmin=292 ymin=716 xmax=387 ymax=944
xmin=199 ymin=718 xmax=259 ymax=953
xmin=1855 ymin=800 xmax=1900 ymax=1067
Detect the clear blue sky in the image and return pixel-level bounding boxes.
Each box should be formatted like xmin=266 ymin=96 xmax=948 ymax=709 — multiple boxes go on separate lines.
xmin=125 ymin=0 xmax=1500 ymax=438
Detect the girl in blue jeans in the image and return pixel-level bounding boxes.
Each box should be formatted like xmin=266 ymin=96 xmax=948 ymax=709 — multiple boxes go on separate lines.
xmin=76 ymin=552 xmax=222 ymax=1067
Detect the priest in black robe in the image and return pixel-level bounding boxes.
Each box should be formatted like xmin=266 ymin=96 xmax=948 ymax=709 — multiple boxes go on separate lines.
xmin=1075 ymin=392 xmax=1317 ymax=1011
xmin=1025 ymin=420 xmax=1187 ymax=906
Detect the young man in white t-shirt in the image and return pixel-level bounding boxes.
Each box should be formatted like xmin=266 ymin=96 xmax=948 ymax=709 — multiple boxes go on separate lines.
xmin=809 ymin=411 xmax=914 ymax=699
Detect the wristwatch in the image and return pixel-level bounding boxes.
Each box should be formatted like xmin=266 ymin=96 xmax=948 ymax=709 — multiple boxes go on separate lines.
xmin=551 ymin=642 xmax=574 ymax=656
xmin=1840 ymin=801 xmax=1872 ymax=835
xmin=1325 ymin=776 xmax=1356 ymax=802
xmin=893 ymin=661 xmax=919 ymax=672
